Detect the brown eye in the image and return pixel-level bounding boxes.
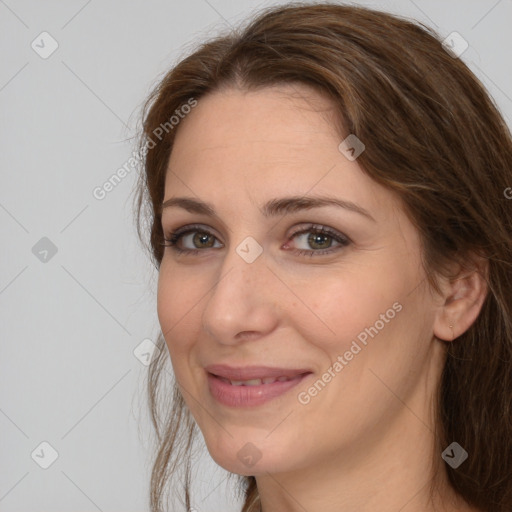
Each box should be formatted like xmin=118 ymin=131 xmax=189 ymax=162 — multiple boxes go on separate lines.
xmin=287 ymin=224 xmax=350 ymax=256
xmin=162 ymin=224 xmax=223 ymax=253
xmin=307 ymin=232 xmax=333 ymax=250
xmin=191 ymin=232 xmax=216 ymax=248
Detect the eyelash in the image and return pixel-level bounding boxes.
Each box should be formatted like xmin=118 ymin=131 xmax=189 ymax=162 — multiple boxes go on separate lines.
xmin=161 ymin=223 xmax=350 ymax=257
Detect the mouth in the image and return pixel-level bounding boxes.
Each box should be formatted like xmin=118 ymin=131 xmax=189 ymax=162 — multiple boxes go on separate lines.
xmin=205 ymin=364 xmax=313 ymax=407
xmin=214 ymin=375 xmax=302 ymax=386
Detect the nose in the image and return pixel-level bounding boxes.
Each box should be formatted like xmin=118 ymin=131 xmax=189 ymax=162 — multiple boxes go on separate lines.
xmin=201 ymin=242 xmax=280 ymax=345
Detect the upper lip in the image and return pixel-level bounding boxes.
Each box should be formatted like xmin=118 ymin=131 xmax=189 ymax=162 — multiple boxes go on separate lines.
xmin=205 ymin=364 xmax=312 ymax=381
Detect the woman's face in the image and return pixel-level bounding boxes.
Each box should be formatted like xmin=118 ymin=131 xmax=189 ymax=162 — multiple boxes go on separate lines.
xmin=157 ymin=84 xmax=446 ymax=476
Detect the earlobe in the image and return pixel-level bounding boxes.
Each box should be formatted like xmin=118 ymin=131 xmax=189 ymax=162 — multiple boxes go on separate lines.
xmin=433 ymin=257 xmax=489 ymax=342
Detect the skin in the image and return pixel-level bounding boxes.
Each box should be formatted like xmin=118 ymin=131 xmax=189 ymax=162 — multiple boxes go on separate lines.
xmin=157 ymin=83 xmax=488 ymax=512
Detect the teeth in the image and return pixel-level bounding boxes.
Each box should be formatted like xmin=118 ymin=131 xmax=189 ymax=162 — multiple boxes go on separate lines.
xmin=227 ymin=376 xmax=293 ymax=386
xmin=230 ymin=378 xmax=262 ymax=386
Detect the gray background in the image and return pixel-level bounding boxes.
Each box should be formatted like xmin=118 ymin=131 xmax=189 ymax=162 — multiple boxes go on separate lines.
xmin=1 ymin=0 xmax=511 ymax=511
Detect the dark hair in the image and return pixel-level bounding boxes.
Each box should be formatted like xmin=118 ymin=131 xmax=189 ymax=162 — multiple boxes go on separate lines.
xmin=133 ymin=2 xmax=512 ymax=511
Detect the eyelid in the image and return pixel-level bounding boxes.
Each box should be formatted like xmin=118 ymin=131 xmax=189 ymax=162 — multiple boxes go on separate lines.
xmin=287 ymin=223 xmax=350 ymax=242
xmin=170 ymin=223 xmax=222 ymax=241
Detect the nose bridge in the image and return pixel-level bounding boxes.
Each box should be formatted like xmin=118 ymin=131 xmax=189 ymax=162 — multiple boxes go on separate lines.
xmin=211 ymin=237 xmax=267 ymax=306
xmin=217 ymin=231 xmax=268 ymax=291
xmin=201 ymin=237 xmax=277 ymax=341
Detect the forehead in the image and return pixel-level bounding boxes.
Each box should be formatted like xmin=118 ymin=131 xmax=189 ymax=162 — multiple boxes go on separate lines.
xmin=169 ymin=84 xmax=339 ymax=161
xmin=164 ymin=85 xmax=399 ymax=221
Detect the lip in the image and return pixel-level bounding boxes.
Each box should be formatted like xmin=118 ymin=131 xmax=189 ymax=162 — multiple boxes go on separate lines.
xmin=205 ymin=364 xmax=313 ymax=407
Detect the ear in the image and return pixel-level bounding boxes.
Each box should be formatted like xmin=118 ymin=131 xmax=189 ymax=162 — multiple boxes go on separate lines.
xmin=433 ymin=255 xmax=489 ymax=342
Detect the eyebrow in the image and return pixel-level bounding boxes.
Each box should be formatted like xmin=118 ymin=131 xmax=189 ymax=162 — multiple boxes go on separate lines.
xmin=161 ymin=195 xmax=376 ymax=222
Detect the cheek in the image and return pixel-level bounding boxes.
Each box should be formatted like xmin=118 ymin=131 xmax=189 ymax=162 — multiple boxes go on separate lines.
xmin=156 ymin=265 xmax=203 ymax=355
xmin=297 ymin=270 xmax=402 ymax=355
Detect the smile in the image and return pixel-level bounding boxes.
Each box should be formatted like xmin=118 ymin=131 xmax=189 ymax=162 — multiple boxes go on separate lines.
xmin=205 ymin=365 xmax=313 ymax=407
xmin=219 ymin=375 xmax=297 ymax=386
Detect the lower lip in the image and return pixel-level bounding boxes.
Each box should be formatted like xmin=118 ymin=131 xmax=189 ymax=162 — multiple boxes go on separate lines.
xmin=207 ymin=372 xmax=312 ymax=407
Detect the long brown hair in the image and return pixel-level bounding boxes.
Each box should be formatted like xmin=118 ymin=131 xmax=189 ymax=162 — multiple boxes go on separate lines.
xmin=133 ymin=3 xmax=512 ymax=511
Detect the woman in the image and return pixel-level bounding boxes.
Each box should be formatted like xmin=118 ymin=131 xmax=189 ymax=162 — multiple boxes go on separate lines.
xmin=134 ymin=3 xmax=512 ymax=511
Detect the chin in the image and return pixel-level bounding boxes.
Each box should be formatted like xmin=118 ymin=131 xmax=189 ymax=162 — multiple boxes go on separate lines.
xmin=209 ymin=451 xmax=287 ymax=476
xmin=202 ymin=432 xmax=300 ymax=476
